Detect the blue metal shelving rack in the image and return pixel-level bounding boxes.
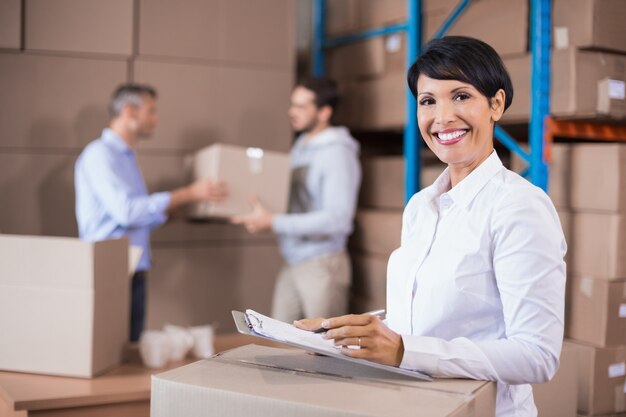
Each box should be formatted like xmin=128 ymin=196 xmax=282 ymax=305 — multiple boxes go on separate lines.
xmin=312 ymin=0 xmax=551 ymax=202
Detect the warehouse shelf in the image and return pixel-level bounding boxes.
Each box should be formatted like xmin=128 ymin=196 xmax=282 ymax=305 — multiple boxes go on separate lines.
xmin=312 ymin=0 xmax=551 ymax=200
xmin=545 ymin=117 xmax=626 ymax=144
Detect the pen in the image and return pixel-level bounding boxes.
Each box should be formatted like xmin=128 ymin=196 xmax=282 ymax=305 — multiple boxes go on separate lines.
xmin=312 ymin=309 xmax=386 ymax=333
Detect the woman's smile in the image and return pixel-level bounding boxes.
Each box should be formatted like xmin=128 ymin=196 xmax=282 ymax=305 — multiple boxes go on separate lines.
xmin=433 ymin=128 xmax=469 ymax=145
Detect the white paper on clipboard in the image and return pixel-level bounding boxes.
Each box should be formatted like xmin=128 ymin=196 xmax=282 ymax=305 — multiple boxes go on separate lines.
xmin=232 ymin=309 xmax=432 ymax=381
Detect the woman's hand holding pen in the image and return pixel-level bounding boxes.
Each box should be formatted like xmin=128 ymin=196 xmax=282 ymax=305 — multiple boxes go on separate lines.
xmin=294 ymin=313 xmax=405 ymax=367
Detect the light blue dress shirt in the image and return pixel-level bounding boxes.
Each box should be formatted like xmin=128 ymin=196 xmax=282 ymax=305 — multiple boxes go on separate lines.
xmin=74 ymin=128 xmax=171 ymax=271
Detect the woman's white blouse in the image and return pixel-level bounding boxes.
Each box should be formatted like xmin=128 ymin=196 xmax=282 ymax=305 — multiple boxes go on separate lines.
xmin=387 ymin=151 xmax=566 ymax=417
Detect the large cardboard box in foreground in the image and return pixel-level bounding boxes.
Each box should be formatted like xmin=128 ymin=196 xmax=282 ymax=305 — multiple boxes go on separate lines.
xmin=189 ymin=143 xmax=291 ymax=219
xmin=0 ymin=235 xmax=129 ymax=378
xmin=152 ymin=344 xmax=496 ymax=417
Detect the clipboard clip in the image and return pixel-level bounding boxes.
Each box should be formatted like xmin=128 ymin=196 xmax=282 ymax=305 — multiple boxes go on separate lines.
xmin=244 ymin=312 xmax=263 ymax=330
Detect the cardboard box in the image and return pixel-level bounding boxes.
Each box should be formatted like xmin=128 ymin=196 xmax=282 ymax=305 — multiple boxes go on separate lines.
xmin=571 ymin=143 xmax=626 ymax=213
xmin=357 ymin=72 xmax=406 ymax=130
xmin=351 ymin=209 xmax=402 ymax=257
xmin=355 ymin=0 xmax=526 ymax=57
xmin=0 ymin=53 xmax=126 ymax=150
xmin=151 ymin=219 xmax=274 ymax=244
xmin=217 ymin=0 xmax=295 ymax=69
xmin=0 ymin=0 xmax=20 ymax=49
xmin=449 ymin=0 xmax=527 ymax=57
xmin=139 ymin=0 xmax=294 ymax=68
xmin=571 ymin=212 xmax=626 ymax=280
xmin=133 ymin=60 xmax=293 ymax=152
xmin=332 ymin=80 xmax=359 ymax=127
xmin=326 ymin=0 xmax=459 ymax=37
xmin=502 ymin=54 xmax=530 ymax=124
xmin=554 ymin=0 xmax=626 ymax=54
xmin=325 ymin=0 xmax=359 ymax=37
xmin=328 ymin=34 xmax=405 ymax=81
xmin=148 ymin=243 xmax=282 ymax=333
xmin=510 ymin=143 xmax=572 ymax=209
xmin=552 ymin=49 xmax=626 ymax=119
xmin=532 ymin=342 xmax=579 ymax=417
xmin=359 ymin=155 xmax=445 ymax=209
xmin=327 ymin=37 xmax=387 ymax=80
xmin=566 ymin=275 xmax=626 ymax=347
xmin=356 ymin=0 xmax=405 ymax=30
xmin=138 ymin=0 xmax=219 ymax=61
xmin=0 ymin=235 xmax=129 ymax=378
xmin=188 ymin=144 xmax=290 ymax=219
xmin=151 ymin=344 xmax=496 ymax=417
xmin=501 ymin=50 xmax=626 ymax=121
xmin=570 ymin=341 xmax=626 ymax=415
xmin=25 ymin=0 xmax=133 ymax=55
xmin=350 ymin=253 xmax=388 ymax=314
xmin=0 ymin=152 xmax=78 ymax=237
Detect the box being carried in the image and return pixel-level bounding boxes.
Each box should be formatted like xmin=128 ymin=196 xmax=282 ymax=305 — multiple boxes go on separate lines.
xmin=0 ymin=234 xmax=129 ymax=378
xmin=189 ymin=143 xmax=291 ymax=219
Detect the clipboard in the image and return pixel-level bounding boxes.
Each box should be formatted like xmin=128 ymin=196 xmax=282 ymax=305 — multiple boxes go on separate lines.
xmin=232 ymin=310 xmax=432 ymax=381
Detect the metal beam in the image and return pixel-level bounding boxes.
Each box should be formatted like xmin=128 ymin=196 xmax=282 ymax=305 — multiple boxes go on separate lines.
xmin=529 ymin=0 xmax=551 ymax=191
xmin=404 ymin=0 xmax=422 ymax=202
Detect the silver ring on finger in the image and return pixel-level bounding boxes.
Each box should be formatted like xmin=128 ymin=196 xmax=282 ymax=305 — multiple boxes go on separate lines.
xmin=358 ymin=336 xmax=361 ymax=348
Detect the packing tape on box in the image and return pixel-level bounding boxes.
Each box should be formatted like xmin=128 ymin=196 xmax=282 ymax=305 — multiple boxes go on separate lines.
xmin=579 ymin=276 xmax=594 ymax=298
xmin=620 ymin=304 xmax=626 ymax=318
xmin=609 ymin=362 xmax=626 ymax=378
xmin=246 ymin=147 xmax=264 ymax=174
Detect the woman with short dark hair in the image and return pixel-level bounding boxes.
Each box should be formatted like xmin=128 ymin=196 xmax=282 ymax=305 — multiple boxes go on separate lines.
xmin=296 ymin=36 xmax=566 ymax=417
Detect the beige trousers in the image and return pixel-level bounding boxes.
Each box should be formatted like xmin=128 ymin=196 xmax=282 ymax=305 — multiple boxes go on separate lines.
xmin=271 ymin=251 xmax=351 ymax=323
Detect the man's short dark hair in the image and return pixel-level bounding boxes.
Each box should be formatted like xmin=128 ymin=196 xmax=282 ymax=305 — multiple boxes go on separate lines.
xmin=407 ymin=36 xmax=514 ymax=111
xmin=297 ymin=78 xmax=340 ymax=111
xmin=109 ymin=83 xmax=158 ymax=118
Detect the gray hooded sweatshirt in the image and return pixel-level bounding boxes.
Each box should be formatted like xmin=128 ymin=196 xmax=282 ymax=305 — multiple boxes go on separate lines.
xmin=272 ymin=126 xmax=361 ymax=265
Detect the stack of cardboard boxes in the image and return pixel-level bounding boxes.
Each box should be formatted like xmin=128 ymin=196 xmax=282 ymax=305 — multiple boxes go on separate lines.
xmin=506 ymin=0 xmax=626 ymax=122
xmin=514 ymin=142 xmax=626 ymax=416
xmin=0 ymin=235 xmax=130 ymax=377
xmin=0 ymin=0 xmax=296 ymax=334
xmin=325 ymin=0 xmax=529 ymax=129
xmin=325 ymin=0 xmax=626 ymax=128
xmin=566 ymin=143 xmax=626 ymax=417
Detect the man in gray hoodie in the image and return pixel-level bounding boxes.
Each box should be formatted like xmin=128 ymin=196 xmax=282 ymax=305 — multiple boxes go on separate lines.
xmin=232 ymin=78 xmax=361 ymax=323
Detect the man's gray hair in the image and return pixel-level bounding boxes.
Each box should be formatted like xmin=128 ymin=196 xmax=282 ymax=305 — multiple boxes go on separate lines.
xmin=109 ymin=83 xmax=157 ymax=118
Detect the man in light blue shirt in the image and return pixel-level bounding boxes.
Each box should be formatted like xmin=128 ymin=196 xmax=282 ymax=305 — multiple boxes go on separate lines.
xmin=75 ymin=84 xmax=227 ymax=341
